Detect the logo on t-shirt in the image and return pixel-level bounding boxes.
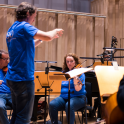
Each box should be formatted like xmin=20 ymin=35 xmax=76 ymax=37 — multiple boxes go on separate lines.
xmin=6 ymin=30 xmax=15 ymax=42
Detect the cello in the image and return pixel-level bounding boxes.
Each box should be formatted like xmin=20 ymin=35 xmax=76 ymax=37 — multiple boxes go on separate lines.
xmin=103 ymin=92 xmax=124 ymax=124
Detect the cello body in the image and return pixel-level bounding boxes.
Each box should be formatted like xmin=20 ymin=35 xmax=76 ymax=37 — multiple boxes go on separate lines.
xmin=103 ymin=92 xmax=124 ymax=124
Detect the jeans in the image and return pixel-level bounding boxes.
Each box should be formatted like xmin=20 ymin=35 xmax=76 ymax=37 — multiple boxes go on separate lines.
xmin=0 ymin=94 xmax=12 ymax=124
xmin=7 ymin=80 xmax=35 ymax=124
xmin=49 ymin=95 xmax=87 ymax=124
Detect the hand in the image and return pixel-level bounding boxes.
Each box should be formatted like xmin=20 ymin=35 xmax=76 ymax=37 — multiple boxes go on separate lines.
xmin=54 ymin=29 xmax=64 ymax=38
xmin=0 ymin=80 xmax=4 ymax=85
xmin=74 ymin=76 xmax=79 ymax=85
xmin=74 ymin=76 xmax=83 ymax=86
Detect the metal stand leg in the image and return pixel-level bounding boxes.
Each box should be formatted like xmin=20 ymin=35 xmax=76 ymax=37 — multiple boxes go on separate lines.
xmin=42 ymin=86 xmax=50 ymax=124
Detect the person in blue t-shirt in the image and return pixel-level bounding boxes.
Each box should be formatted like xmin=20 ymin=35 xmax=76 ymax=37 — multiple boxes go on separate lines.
xmin=49 ymin=53 xmax=87 ymax=124
xmin=0 ymin=50 xmax=12 ymax=124
xmin=6 ymin=2 xmax=64 ymax=124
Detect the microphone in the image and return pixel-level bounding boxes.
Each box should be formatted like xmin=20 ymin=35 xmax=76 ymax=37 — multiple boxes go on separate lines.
xmin=97 ymin=54 xmax=103 ymax=57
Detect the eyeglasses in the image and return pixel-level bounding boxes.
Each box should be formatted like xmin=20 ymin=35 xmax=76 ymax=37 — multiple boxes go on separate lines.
xmin=0 ymin=57 xmax=10 ymax=61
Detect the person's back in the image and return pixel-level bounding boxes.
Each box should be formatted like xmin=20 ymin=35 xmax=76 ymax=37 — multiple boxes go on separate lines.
xmin=6 ymin=21 xmax=38 ymax=81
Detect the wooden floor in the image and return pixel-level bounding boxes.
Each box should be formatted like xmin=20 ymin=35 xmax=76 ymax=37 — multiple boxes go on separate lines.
xmin=30 ymin=112 xmax=106 ymax=124
xmin=7 ymin=109 xmax=106 ymax=124
xmin=30 ymin=96 xmax=106 ymax=124
xmin=7 ymin=96 xmax=106 ymax=124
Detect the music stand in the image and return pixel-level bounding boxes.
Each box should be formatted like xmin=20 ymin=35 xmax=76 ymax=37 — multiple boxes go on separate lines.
xmin=94 ymin=65 xmax=124 ymax=124
xmin=34 ymin=60 xmax=57 ymax=124
xmin=49 ymin=67 xmax=93 ymax=124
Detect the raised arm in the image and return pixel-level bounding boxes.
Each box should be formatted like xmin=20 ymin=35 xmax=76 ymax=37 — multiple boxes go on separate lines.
xmin=34 ymin=29 xmax=64 ymax=42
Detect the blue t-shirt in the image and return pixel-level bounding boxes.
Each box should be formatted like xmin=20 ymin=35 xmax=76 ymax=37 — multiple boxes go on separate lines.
xmin=0 ymin=69 xmax=11 ymax=94
xmin=6 ymin=21 xmax=39 ymax=81
xmin=60 ymin=73 xmax=86 ymax=99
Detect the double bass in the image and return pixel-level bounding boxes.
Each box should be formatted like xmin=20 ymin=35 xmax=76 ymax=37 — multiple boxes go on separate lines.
xmin=103 ymin=92 xmax=124 ymax=124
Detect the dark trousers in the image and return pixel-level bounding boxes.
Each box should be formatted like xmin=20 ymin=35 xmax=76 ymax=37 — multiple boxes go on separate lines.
xmin=7 ymin=80 xmax=35 ymax=124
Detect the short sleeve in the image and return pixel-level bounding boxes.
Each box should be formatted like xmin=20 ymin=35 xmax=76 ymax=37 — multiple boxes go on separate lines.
xmin=23 ymin=23 xmax=39 ymax=38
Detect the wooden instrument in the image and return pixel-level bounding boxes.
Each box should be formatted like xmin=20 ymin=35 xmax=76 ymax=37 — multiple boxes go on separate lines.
xmin=2 ymin=66 xmax=8 ymax=73
xmin=103 ymin=92 xmax=124 ymax=124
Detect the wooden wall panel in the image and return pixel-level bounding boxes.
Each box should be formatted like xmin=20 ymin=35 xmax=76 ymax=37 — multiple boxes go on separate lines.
xmin=57 ymin=14 xmax=76 ymax=67
xmin=120 ymin=0 xmax=124 ymax=65
xmin=35 ymin=12 xmax=57 ymax=71
xmin=0 ymin=8 xmax=5 ymax=50
xmin=91 ymin=0 xmax=124 ymax=66
xmin=76 ymin=16 xmax=87 ymax=67
xmin=0 ymin=8 xmax=15 ymax=51
xmin=86 ymin=17 xmax=94 ymax=66
xmin=0 ymin=4 xmax=106 ymax=70
xmin=94 ymin=18 xmax=104 ymax=56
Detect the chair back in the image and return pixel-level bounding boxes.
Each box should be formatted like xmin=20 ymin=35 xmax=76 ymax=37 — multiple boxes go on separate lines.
xmin=85 ymin=82 xmax=92 ymax=107
xmin=93 ymin=61 xmax=112 ymax=69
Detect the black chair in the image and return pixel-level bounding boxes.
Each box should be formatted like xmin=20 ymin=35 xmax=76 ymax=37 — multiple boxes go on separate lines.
xmin=60 ymin=82 xmax=93 ymax=124
xmin=76 ymin=81 xmax=93 ymax=124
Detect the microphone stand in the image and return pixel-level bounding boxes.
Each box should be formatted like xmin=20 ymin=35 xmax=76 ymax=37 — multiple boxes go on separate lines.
xmin=53 ymin=73 xmax=71 ymax=124
xmin=35 ymin=60 xmax=57 ymax=124
xmin=110 ymin=36 xmax=114 ymax=61
xmin=43 ymin=61 xmax=50 ymax=124
xmin=68 ymin=78 xmax=71 ymax=124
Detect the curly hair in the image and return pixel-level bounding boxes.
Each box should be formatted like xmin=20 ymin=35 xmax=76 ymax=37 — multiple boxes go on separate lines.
xmin=15 ymin=2 xmax=37 ymax=20
xmin=62 ymin=53 xmax=81 ymax=73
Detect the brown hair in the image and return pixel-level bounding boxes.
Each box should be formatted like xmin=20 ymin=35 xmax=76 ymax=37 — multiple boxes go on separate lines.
xmin=15 ymin=2 xmax=37 ymax=20
xmin=62 ymin=53 xmax=81 ymax=73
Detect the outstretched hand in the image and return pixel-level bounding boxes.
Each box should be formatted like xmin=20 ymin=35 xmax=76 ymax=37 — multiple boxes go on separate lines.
xmin=54 ymin=29 xmax=64 ymax=39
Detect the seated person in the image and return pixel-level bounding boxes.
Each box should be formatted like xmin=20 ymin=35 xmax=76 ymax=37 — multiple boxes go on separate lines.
xmin=0 ymin=50 xmax=12 ymax=124
xmin=49 ymin=53 xmax=87 ymax=124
